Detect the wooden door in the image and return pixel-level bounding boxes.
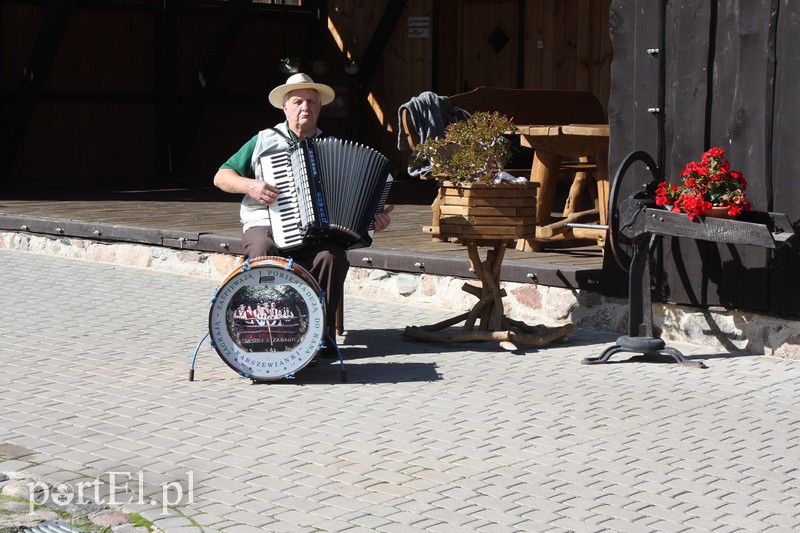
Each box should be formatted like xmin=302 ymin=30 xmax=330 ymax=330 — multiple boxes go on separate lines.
xmin=457 ymin=1 xmax=519 ymax=91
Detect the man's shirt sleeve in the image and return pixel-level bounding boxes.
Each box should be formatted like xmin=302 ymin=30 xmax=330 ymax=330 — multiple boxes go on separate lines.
xmin=219 ymin=134 xmax=258 ymax=177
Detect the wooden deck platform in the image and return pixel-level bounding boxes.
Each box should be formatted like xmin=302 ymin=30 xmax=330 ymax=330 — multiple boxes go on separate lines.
xmin=0 ymin=180 xmax=604 ymax=289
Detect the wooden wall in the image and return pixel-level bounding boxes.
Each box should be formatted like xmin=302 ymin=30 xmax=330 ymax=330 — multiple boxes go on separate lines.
xmin=339 ymin=0 xmax=613 ymax=175
xmin=524 ymin=0 xmax=611 ymax=99
xmin=1 ymin=0 xmax=612 ymax=185
xmin=606 ymin=0 xmax=800 ymax=316
xmin=2 ymin=3 xmax=156 ymax=183
xmin=1 ymin=1 xmax=314 ymax=186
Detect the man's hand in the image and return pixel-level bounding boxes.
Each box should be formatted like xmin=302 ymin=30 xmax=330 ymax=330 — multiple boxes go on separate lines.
xmin=374 ymin=204 xmax=395 ymax=232
xmin=213 ymin=169 xmax=280 ymax=205
xmin=246 ymin=181 xmax=280 ymax=205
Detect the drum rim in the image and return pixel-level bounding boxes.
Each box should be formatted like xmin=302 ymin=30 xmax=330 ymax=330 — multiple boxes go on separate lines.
xmin=208 ymin=257 xmax=326 ymax=380
xmin=248 ymin=255 xmax=323 ymax=293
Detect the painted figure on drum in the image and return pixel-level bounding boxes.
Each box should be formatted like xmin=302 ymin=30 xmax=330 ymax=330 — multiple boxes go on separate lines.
xmin=227 ymin=284 xmax=308 ymax=353
xmin=213 ymin=73 xmax=393 ymax=357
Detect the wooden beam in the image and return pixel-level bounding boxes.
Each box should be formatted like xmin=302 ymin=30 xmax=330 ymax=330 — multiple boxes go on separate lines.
xmin=170 ymin=0 xmax=254 ymax=181
xmin=357 ymin=0 xmax=408 ymax=95
xmin=0 ymin=0 xmax=76 ymax=182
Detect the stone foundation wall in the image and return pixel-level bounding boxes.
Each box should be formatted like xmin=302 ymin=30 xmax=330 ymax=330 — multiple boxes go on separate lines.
xmin=3 ymin=231 xmax=798 ymax=360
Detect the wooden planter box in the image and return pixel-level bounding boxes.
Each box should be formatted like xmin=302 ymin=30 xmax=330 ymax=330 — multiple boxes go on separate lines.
xmin=426 ymin=181 xmax=538 ymax=242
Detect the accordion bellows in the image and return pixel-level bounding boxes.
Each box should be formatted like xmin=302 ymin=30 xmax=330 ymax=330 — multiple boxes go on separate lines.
xmin=260 ymin=138 xmax=393 ymax=251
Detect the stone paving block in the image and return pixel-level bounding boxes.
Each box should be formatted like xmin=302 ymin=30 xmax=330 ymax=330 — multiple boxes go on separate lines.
xmin=188 ymin=501 xmax=241 ymax=518
xmin=197 ymin=488 xmax=253 ymax=507
xmin=472 ymin=507 xmax=522 ymax=527
xmin=375 ymin=522 xmax=431 ymax=533
xmin=347 ymin=512 xmax=393 ymax=530
xmin=136 ymin=505 xmax=182 ymax=522
xmin=349 ymin=492 xmax=400 ymax=510
xmin=271 ymin=493 xmax=331 ymax=516
xmin=222 ymin=509 xmax=273 ymax=527
xmin=550 ymin=515 xmax=608 ymax=533
xmin=309 ymin=503 xmax=364 ymax=522
xmin=594 ymin=517 xmax=655 ymax=533
xmin=282 ymin=483 xmax=332 ymax=505
xmin=473 ymin=524 xmax=519 ymax=533
xmin=648 ymin=517 xmax=694 ymax=533
xmin=190 ymin=511 xmax=237 ymax=528
xmin=752 ymin=494 xmax=800 ymax=516
xmin=764 ymin=513 xmax=800 ymax=530
xmin=516 ymin=508 xmax=567 ymax=528
xmin=641 ymin=498 xmax=710 ymax=527
xmin=272 ymin=508 xmax=332 ymax=529
xmin=147 ymin=516 xmax=198 ymax=530
xmin=212 ymin=524 xmax=264 ymax=533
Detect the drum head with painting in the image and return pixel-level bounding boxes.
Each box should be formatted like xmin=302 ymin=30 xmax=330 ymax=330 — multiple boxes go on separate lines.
xmin=209 ymin=261 xmax=326 ymax=380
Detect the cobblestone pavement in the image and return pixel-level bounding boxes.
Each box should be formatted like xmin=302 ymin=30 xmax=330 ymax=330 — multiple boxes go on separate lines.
xmin=1 ymin=248 xmax=799 ymax=532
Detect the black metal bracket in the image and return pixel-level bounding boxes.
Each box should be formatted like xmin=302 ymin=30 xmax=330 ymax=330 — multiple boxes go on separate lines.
xmin=583 ymin=231 xmax=706 ymax=368
xmin=583 ymin=335 xmax=703 ymax=367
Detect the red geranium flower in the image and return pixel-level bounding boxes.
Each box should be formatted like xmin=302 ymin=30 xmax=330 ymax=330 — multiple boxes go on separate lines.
xmin=655 ymin=147 xmax=750 ymax=220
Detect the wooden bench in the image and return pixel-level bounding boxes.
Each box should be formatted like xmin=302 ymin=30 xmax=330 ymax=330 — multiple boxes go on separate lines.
xmin=400 ymin=87 xmax=608 ymax=250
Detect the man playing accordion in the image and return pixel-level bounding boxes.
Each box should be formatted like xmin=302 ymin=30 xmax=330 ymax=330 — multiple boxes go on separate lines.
xmin=213 ymin=73 xmax=393 ymax=357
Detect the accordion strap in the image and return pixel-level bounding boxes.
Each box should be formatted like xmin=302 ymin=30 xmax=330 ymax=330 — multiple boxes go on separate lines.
xmin=267 ymin=127 xmax=294 ymax=146
xmin=267 ymin=127 xmax=327 ymax=148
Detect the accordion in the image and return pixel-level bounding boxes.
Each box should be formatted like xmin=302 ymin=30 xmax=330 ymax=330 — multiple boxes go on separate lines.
xmin=259 ymin=137 xmax=393 ymax=251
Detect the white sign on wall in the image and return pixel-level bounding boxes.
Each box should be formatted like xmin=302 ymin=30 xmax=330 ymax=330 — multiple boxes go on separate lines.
xmin=408 ymin=16 xmax=430 ymax=38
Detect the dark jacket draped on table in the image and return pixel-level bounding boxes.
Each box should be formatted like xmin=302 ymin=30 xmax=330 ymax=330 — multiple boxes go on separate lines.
xmin=397 ymin=91 xmax=467 ymax=177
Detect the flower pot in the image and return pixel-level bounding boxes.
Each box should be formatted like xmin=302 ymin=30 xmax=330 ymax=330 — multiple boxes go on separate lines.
xmin=432 ymin=181 xmax=538 ymax=241
xmin=702 ymin=206 xmax=735 ymax=219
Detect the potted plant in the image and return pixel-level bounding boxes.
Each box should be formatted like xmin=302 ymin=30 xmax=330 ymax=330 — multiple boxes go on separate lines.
xmin=413 ymin=111 xmax=537 ymax=242
xmin=279 ymin=57 xmax=301 ymax=75
xmin=656 ymin=147 xmax=751 ymax=221
xmin=414 ymin=111 xmax=516 ymax=185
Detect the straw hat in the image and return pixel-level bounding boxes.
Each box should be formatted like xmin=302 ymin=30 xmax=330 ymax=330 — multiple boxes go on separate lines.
xmin=268 ymin=73 xmax=335 ymax=109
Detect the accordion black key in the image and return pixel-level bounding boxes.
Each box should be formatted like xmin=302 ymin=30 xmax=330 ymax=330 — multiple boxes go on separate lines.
xmin=260 ymin=137 xmax=393 ymax=251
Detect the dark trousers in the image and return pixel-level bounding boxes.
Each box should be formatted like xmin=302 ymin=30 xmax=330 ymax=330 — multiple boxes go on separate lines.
xmin=242 ymin=226 xmax=349 ymax=335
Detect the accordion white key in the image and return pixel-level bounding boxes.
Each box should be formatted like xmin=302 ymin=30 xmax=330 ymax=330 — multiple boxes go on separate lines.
xmin=259 ymin=137 xmax=393 ymax=251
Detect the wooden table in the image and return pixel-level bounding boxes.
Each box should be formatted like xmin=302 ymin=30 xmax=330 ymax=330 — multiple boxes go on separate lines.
xmin=514 ymin=123 xmax=610 ymax=251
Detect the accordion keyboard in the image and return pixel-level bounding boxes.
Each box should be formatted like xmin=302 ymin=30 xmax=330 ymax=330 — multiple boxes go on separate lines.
xmin=261 ymin=151 xmax=306 ymax=249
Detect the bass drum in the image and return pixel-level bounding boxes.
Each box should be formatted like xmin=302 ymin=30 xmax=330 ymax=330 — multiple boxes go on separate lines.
xmin=208 ymin=256 xmax=326 ymax=380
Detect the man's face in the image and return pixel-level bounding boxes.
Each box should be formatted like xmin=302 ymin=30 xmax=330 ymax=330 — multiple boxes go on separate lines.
xmin=283 ymin=88 xmax=322 ymax=133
